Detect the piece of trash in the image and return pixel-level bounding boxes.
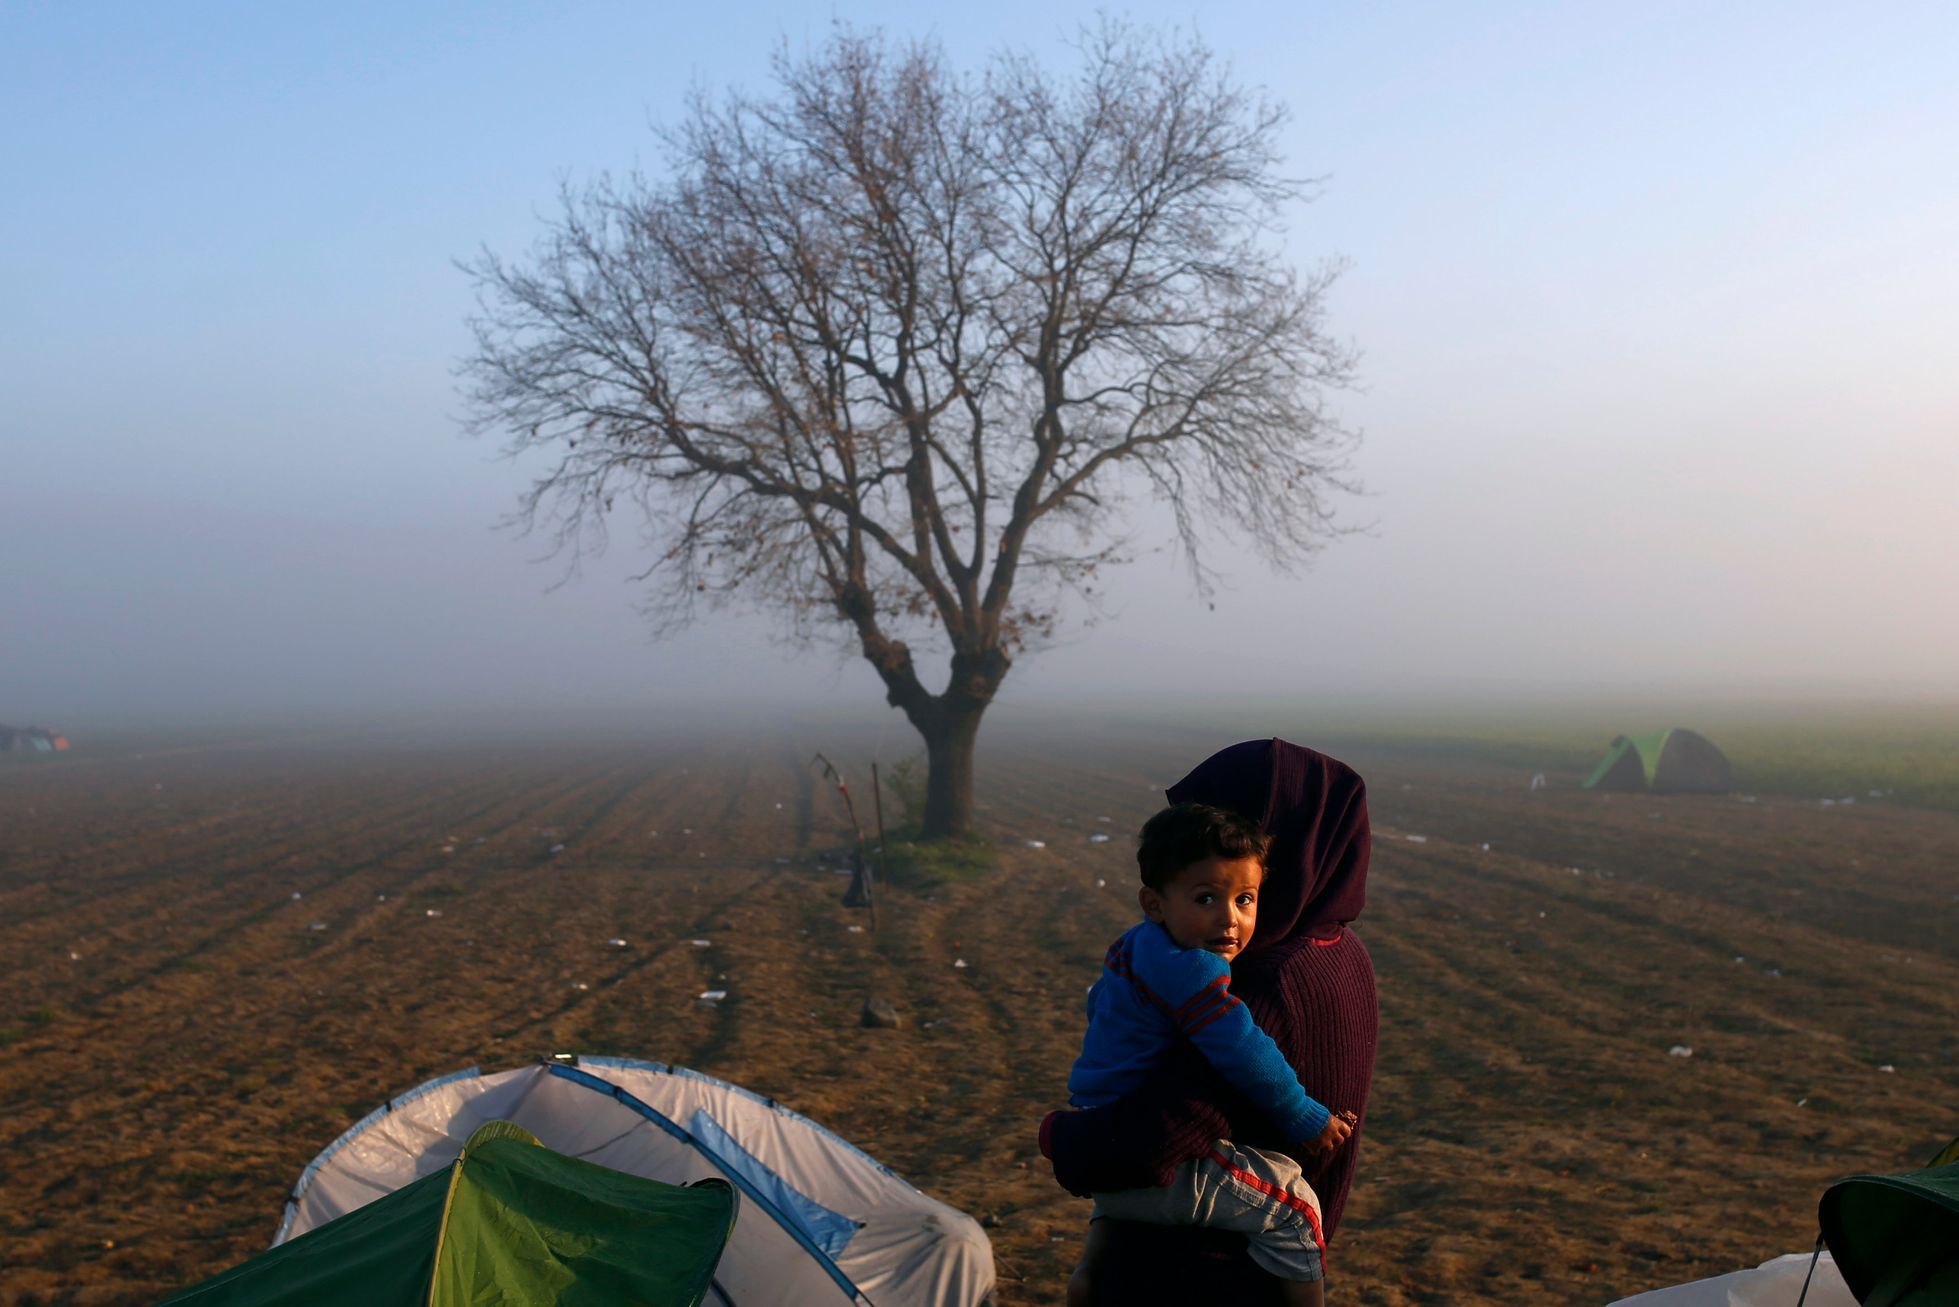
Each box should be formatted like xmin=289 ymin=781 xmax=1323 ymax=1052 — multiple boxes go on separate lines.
xmin=572 ymin=982 xmax=589 ymax=991
xmin=846 ymin=925 xmax=864 ymax=933
xmin=376 ymin=893 xmax=387 ymax=901
xmin=953 ymin=958 xmax=968 ymax=969
xmin=1095 ymin=878 xmax=1107 ymax=888
xmin=1537 ymin=911 xmax=1546 ymax=918
xmin=549 ymin=843 xmax=566 ymax=855
xmin=1096 ymin=816 xmax=1112 ymax=823
xmin=1528 ymin=773 xmax=1546 ymax=792
xmin=690 ymin=939 xmax=711 ymax=947
xmin=698 ymin=990 xmax=727 ymax=1003
xmin=290 ymin=891 xmax=303 ymax=901
xmin=1733 ymin=956 xmax=1746 ymax=964
xmin=1480 ymin=842 xmax=1491 ymax=851
xmin=440 ymin=845 xmax=455 ymax=854
xmin=1404 ymin=834 xmax=1428 ymax=844
xmin=1821 ymin=798 xmax=1836 ymax=807
xmin=1878 ymin=1064 xmax=1895 ymax=1073
xmin=425 ymin=909 xmax=443 ymax=918
xmin=606 ymin=938 xmax=628 ymax=948
xmin=1668 ymin=1045 xmax=1693 ymax=1058
xmin=1024 ymin=839 xmax=1047 ymax=849
xmin=68 ymin=951 xmax=80 ymax=960
xmin=774 ymin=802 xmax=783 ymax=810
xmin=1796 ymin=1097 xmax=1808 ymax=1107
xmin=682 ymin=827 xmax=693 ymax=835
xmin=1087 ymin=832 xmax=1111 ymax=844
xmin=307 ymin=921 xmax=327 ymax=931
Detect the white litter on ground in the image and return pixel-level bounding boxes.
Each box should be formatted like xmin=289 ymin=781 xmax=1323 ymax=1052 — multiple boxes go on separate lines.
xmin=606 ymin=938 xmax=628 ymax=948
xmin=690 ymin=939 xmax=711 ymax=948
xmin=698 ymin=990 xmax=727 ymax=1003
xmin=549 ymin=843 xmax=566 ymax=855
xmin=846 ymin=925 xmax=864 ymax=934
xmin=1087 ymin=832 xmax=1110 ymax=843
xmin=308 ymin=921 xmax=327 ymax=931
xmin=1404 ymin=834 xmax=1428 ymax=844
xmin=1096 ymin=816 xmax=1112 ymax=823
xmin=1095 ymin=878 xmax=1107 ymax=889
xmin=573 ymin=982 xmax=589 ymax=991
xmin=1668 ymin=1045 xmax=1693 ymax=1058
xmin=1878 ymin=1064 xmax=1895 ymax=1073
xmin=425 ymin=909 xmax=443 ymax=918
xmin=291 ymin=891 xmax=303 ymax=901
xmin=68 ymin=951 xmax=80 ymax=960
xmin=1024 ymin=839 xmax=1047 ymax=848
xmin=953 ymin=958 xmax=968 ymax=969
xmin=440 ymin=845 xmax=455 ymax=854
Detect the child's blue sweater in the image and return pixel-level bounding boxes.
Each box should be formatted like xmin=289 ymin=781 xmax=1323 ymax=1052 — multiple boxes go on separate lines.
xmin=1068 ymin=920 xmax=1330 ymax=1145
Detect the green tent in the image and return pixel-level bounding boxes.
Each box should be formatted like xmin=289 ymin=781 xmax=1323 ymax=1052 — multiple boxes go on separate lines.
xmin=1818 ymin=1156 xmax=1959 ymax=1305
xmin=1581 ymin=728 xmax=1734 ymax=793
xmin=163 ymin=1121 xmax=738 ymax=1307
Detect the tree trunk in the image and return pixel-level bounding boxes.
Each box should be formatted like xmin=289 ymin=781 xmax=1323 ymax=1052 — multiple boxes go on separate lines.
xmin=918 ymin=699 xmax=986 ymax=839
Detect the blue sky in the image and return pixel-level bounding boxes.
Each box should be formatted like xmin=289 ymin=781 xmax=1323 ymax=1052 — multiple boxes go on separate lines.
xmin=5 ymin=2 xmax=1956 ymax=724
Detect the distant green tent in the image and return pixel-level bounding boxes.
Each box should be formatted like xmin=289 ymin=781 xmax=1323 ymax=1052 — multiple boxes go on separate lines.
xmin=163 ymin=1121 xmax=738 ymax=1307
xmin=1581 ymin=729 xmax=1733 ymax=793
xmin=1820 ymin=1156 xmax=1959 ymax=1305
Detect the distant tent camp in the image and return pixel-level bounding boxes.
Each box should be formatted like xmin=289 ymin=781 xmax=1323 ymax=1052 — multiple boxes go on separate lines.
xmin=165 ymin=1120 xmax=738 ymax=1305
xmin=1581 ymin=729 xmax=1733 ymax=794
xmin=1 ymin=725 xmax=69 ymax=755
xmin=263 ymin=1058 xmax=996 ymax=1307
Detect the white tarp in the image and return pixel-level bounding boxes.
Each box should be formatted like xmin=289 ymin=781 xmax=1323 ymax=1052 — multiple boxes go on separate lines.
xmin=276 ymin=1059 xmax=995 ymax=1307
xmin=1607 ymin=1251 xmax=1853 ymax=1307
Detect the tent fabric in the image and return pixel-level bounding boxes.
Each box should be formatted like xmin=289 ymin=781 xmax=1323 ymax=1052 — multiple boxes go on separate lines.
xmin=1582 ymin=729 xmax=1734 ymax=793
xmin=1821 ymin=1161 xmax=1959 ymax=1306
xmin=1604 ymin=1251 xmax=1855 ymax=1306
xmin=166 ymin=1120 xmax=738 ymax=1307
xmin=276 ymin=1059 xmax=996 ymax=1307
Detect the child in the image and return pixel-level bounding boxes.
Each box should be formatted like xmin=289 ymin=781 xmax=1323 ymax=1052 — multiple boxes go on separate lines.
xmin=1061 ymin=803 xmax=1354 ymax=1307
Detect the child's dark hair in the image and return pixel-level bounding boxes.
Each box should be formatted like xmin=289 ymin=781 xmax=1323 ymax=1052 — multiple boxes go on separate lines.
xmin=1136 ymin=803 xmax=1270 ymax=891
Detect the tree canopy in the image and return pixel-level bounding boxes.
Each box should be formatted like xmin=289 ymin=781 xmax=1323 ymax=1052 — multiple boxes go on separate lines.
xmin=463 ymin=23 xmax=1357 ymax=836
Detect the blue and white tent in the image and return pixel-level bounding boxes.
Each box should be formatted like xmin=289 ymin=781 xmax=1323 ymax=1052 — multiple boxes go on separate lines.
xmin=277 ymin=1058 xmax=996 ymax=1306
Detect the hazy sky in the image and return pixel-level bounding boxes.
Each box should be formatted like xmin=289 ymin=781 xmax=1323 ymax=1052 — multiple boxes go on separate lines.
xmin=6 ymin=2 xmax=1956 ymax=726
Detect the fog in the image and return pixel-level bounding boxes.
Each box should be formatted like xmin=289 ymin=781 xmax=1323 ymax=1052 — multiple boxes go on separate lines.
xmin=6 ymin=3 xmax=1956 ymax=735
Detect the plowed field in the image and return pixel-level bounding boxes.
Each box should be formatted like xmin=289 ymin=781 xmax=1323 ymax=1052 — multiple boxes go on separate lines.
xmin=2 ymin=722 xmax=1954 ymax=1305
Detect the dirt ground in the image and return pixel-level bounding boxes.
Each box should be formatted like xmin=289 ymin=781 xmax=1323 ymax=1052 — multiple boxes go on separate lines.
xmin=1 ymin=722 xmax=1954 ymax=1305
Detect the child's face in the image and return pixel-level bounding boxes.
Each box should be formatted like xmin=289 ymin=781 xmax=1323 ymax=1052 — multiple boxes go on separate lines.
xmin=1139 ymin=855 xmax=1262 ymax=961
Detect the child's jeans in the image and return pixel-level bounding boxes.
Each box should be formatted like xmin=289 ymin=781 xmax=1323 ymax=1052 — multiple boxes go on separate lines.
xmin=1088 ymin=1138 xmax=1325 ymax=1282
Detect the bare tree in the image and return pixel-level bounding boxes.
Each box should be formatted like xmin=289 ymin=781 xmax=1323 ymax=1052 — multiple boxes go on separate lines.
xmin=462 ymin=23 xmax=1357 ymax=838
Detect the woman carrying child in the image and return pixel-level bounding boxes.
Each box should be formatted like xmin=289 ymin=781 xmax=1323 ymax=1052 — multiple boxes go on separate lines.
xmin=1042 ymin=738 xmax=1379 ymax=1303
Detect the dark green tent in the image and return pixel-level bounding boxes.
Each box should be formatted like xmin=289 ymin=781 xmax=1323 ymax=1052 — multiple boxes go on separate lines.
xmin=1581 ymin=728 xmax=1734 ymax=793
xmin=163 ymin=1121 xmax=738 ymax=1307
xmin=1819 ymin=1158 xmax=1959 ymax=1305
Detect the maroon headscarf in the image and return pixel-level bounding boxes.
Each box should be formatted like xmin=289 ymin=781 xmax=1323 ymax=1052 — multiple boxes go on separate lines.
xmin=1165 ymin=738 xmax=1369 ymax=947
